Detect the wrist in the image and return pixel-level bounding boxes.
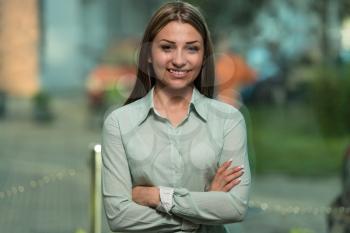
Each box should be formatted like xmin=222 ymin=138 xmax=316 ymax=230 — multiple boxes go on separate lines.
xmin=150 ymin=187 xmax=160 ymax=208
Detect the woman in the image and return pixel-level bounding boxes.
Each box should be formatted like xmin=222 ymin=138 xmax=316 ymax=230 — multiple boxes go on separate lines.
xmin=102 ymin=1 xmax=251 ymax=232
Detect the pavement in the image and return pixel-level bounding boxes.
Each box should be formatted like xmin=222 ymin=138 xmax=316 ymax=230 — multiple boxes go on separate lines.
xmin=0 ymin=96 xmax=342 ymax=233
xmin=243 ymin=175 xmax=340 ymax=233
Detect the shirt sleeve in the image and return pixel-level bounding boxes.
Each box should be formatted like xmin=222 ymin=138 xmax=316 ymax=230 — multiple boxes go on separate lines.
xmin=157 ymin=115 xmax=251 ymax=225
xmin=101 ymin=112 xmax=199 ymax=232
xmin=156 ymin=186 xmax=175 ymax=214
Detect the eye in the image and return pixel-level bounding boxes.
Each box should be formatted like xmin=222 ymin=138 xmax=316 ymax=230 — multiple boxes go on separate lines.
xmin=187 ymin=45 xmax=200 ymax=53
xmin=160 ymin=44 xmax=173 ymax=52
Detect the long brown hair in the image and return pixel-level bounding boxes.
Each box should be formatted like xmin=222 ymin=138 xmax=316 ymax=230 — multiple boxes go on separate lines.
xmin=125 ymin=1 xmax=215 ymax=105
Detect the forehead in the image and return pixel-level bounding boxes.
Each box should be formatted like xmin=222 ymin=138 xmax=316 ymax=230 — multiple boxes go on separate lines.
xmin=154 ymin=21 xmax=203 ymax=43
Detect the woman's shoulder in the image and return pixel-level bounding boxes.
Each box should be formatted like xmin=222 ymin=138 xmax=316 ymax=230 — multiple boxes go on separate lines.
xmin=203 ymin=97 xmax=243 ymax=119
xmin=103 ymin=97 xmax=147 ymax=125
xmin=202 ymin=98 xmax=245 ymax=134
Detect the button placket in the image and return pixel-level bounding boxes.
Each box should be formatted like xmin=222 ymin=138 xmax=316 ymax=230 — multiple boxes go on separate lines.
xmin=173 ymin=126 xmax=185 ymax=187
xmin=166 ymin=125 xmax=177 ymax=186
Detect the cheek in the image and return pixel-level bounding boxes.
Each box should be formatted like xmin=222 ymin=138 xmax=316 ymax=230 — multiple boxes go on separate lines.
xmin=152 ymin=54 xmax=171 ymax=69
xmin=191 ymin=52 xmax=204 ymax=67
xmin=191 ymin=56 xmax=204 ymax=72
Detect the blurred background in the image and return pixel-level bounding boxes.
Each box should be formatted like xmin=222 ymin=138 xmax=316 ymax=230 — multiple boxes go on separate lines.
xmin=1 ymin=0 xmax=350 ymax=232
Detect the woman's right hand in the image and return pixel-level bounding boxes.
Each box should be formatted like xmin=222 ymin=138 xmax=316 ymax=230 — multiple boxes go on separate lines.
xmin=208 ymin=160 xmax=244 ymax=192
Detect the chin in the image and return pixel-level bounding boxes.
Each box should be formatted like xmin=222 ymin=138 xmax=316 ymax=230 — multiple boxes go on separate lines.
xmin=163 ymin=79 xmax=193 ymax=90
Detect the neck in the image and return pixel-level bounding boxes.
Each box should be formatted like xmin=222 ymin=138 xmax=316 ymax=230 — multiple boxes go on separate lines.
xmin=153 ymin=83 xmax=193 ymax=111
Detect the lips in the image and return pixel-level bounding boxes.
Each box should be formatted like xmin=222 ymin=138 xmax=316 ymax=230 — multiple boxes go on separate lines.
xmin=167 ymin=68 xmax=190 ymax=78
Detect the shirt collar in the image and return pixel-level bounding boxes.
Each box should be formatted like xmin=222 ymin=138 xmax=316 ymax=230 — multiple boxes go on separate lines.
xmin=190 ymin=87 xmax=208 ymax=122
xmin=138 ymin=86 xmax=208 ymax=125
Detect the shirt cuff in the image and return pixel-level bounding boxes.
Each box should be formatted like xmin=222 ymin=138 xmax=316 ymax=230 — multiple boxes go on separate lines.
xmin=156 ymin=186 xmax=174 ymax=214
xmin=181 ymin=219 xmax=200 ymax=232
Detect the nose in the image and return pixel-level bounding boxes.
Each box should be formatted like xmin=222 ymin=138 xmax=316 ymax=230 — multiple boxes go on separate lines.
xmin=172 ymin=49 xmax=186 ymax=68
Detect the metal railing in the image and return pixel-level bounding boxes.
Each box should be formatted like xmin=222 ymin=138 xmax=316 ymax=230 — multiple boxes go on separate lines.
xmin=90 ymin=144 xmax=102 ymax=233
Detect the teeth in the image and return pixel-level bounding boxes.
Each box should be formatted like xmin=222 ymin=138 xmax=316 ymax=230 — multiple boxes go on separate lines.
xmin=169 ymin=69 xmax=187 ymax=75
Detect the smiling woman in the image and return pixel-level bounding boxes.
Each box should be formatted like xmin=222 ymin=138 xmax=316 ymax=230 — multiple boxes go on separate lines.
xmin=101 ymin=1 xmax=251 ymax=233
xmin=150 ymin=21 xmax=204 ymax=91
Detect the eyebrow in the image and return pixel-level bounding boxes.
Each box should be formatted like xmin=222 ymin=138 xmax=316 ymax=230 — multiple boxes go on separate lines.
xmin=160 ymin=39 xmax=201 ymax=44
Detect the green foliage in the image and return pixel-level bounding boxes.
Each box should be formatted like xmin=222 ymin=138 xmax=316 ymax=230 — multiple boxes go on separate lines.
xmin=74 ymin=228 xmax=86 ymax=233
xmin=103 ymin=84 xmax=125 ymax=109
xmin=0 ymin=91 xmax=6 ymax=118
xmin=32 ymin=91 xmax=51 ymax=108
xmin=249 ymin=104 xmax=349 ymax=176
xmin=32 ymin=91 xmax=54 ymax=123
xmin=309 ymin=65 xmax=350 ymax=137
xmin=289 ymin=228 xmax=315 ymax=233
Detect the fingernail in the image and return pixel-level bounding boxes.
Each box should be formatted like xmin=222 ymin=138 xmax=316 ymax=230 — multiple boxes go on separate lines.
xmin=228 ymin=158 xmax=233 ymax=163
xmin=239 ymin=165 xmax=244 ymax=169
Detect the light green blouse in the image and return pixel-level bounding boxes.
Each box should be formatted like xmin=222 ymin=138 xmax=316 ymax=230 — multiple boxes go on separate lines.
xmin=102 ymin=87 xmax=251 ymax=233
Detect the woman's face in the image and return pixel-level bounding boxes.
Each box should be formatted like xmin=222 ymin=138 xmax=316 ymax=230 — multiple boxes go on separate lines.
xmin=150 ymin=21 xmax=204 ymax=90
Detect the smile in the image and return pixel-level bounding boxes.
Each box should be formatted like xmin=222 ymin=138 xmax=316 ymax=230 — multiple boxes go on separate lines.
xmin=167 ymin=69 xmax=190 ymax=77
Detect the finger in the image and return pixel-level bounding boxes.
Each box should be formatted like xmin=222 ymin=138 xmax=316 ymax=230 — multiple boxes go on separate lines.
xmin=223 ymin=165 xmax=243 ymax=176
xmin=217 ymin=159 xmax=233 ymax=174
xmin=232 ymin=165 xmax=244 ymax=172
xmin=223 ymin=178 xmax=241 ymax=192
xmin=225 ymin=170 xmax=244 ymax=182
xmin=216 ymin=168 xmax=240 ymax=185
